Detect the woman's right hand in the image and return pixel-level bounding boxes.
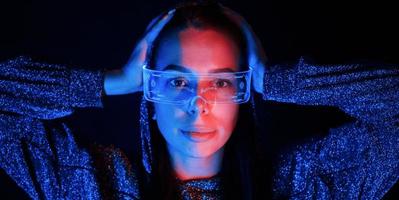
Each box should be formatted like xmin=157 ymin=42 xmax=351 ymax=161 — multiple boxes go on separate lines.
xmin=104 ymin=9 xmax=175 ymax=95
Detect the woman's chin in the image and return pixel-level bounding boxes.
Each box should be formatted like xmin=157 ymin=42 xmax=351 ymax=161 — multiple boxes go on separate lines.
xmin=185 ymin=144 xmax=225 ymax=159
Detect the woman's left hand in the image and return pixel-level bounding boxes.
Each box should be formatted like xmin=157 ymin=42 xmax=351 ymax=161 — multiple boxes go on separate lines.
xmin=222 ymin=6 xmax=266 ymax=94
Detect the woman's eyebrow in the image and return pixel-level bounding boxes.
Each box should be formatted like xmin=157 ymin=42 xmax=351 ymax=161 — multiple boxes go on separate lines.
xmin=163 ymin=64 xmax=191 ymax=72
xmin=208 ymin=68 xmax=236 ymax=73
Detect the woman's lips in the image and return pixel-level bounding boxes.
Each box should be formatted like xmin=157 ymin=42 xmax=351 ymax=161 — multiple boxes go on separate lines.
xmin=180 ymin=129 xmax=216 ymax=142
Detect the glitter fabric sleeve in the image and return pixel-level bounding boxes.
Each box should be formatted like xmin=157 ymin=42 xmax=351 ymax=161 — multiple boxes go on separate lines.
xmin=264 ymin=58 xmax=399 ymax=199
xmin=263 ymin=57 xmax=399 ymax=124
xmin=0 ymin=56 xmax=140 ymax=199
xmin=0 ymin=56 xmax=105 ymax=119
xmin=0 ymin=113 xmax=141 ymax=199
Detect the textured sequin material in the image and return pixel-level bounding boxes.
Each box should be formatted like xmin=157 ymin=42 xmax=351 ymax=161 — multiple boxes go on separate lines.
xmin=176 ymin=175 xmax=222 ymax=200
xmin=0 ymin=56 xmax=140 ymax=199
xmin=264 ymin=57 xmax=399 ymax=199
xmin=0 ymin=56 xmax=104 ymax=120
xmin=0 ymin=56 xmax=398 ymax=199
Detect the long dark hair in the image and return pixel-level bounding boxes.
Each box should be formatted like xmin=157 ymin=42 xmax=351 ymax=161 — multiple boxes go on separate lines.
xmin=140 ymin=1 xmax=271 ymax=199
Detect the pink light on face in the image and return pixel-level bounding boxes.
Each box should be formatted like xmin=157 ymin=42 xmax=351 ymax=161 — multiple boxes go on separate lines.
xmin=179 ymin=28 xmax=240 ymax=74
xmin=178 ymin=28 xmax=239 ymax=157
xmin=153 ymin=27 xmax=240 ymax=160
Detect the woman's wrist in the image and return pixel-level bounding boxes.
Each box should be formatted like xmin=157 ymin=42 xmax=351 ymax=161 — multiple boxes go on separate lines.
xmin=104 ymin=69 xmax=139 ymax=95
xmin=252 ymin=61 xmax=265 ymax=94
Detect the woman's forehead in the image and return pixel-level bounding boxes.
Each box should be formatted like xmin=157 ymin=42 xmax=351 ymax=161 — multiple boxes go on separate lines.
xmin=160 ymin=64 xmax=238 ymax=73
xmin=154 ymin=28 xmax=242 ymax=73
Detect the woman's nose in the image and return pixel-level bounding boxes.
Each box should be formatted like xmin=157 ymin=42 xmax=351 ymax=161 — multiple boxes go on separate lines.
xmin=187 ymin=96 xmax=209 ymax=115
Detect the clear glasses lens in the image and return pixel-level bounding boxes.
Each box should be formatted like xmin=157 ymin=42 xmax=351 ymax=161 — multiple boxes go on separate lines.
xmin=143 ymin=66 xmax=252 ymax=104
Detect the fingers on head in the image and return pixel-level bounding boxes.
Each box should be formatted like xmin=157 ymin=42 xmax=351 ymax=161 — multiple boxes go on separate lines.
xmin=144 ymin=8 xmax=176 ymax=42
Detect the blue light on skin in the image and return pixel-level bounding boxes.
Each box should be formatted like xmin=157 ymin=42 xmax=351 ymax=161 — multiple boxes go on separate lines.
xmin=152 ymin=27 xmax=242 ymax=181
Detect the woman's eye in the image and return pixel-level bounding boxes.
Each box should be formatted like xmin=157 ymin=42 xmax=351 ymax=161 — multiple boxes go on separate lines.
xmin=214 ymin=79 xmax=232 ymax=88
xmin=169 ymin=78 xmax=188 ymax=88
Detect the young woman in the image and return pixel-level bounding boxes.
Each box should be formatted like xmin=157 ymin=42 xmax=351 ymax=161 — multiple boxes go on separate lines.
xmin=0 ymin=2 xmax=270 ymax=199
xmin=137 ymin=3 xmax=270 ymax=199
xmin=0 ymin=1 xmax=398 ymax=200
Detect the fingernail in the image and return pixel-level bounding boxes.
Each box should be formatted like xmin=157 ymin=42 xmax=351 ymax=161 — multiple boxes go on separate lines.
xmin=168 ymin=8 xmax=176 ymax=15
xmin=162 ymin=9 xmax=175 ymax=20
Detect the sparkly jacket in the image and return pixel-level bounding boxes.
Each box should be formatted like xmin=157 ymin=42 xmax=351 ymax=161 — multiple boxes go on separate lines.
xmin=0 ymin=56 xmax=398 ymax=199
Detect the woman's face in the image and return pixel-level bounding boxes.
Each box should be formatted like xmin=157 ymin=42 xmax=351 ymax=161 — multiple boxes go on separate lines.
xmin=153 ymin=27 xmax=241 ymax=158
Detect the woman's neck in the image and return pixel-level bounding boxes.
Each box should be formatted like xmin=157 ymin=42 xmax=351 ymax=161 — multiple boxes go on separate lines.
xmin=167 ymin=146 xmax=224 ymax=181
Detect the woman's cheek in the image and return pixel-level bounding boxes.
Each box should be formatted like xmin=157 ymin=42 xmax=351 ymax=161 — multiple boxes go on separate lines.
xmin=174 ymin=108 xmax=187 ymax=119
xmin=156 ymin=104 xmax=181 ymax=120
xmin=213 ymin=104 xmax=239 ymax=135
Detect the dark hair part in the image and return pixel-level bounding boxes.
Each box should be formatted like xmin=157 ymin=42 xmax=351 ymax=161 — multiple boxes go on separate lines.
xmin=141 ymin=1 xmax=271 ymax=199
